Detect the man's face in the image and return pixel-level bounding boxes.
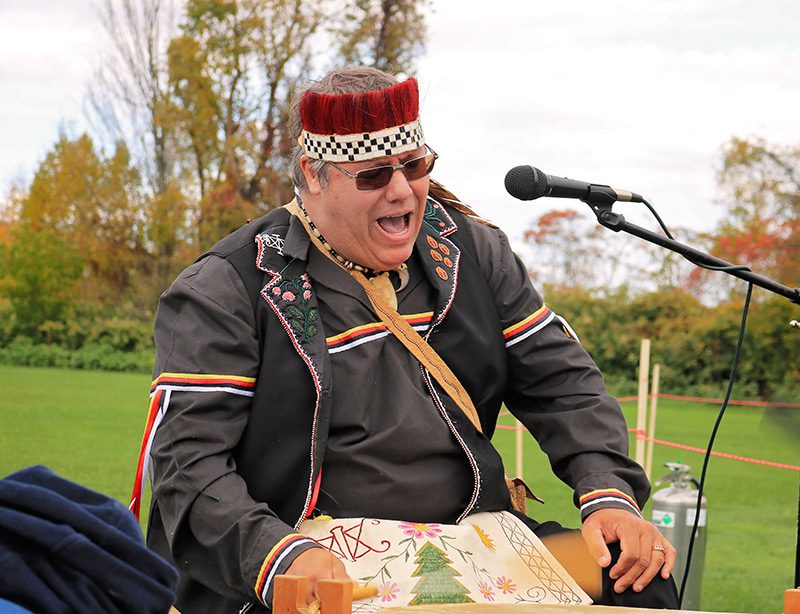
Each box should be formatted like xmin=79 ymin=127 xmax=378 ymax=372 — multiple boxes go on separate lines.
xmin=300 ymin=147 xmax=430 ymax=272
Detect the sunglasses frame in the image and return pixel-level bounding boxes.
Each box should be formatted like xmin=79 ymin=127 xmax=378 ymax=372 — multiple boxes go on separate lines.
xmin=327 ymin=146 xmax=438 ymax=191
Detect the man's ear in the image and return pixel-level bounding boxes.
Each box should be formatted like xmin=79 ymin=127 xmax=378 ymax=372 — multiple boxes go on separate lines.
xmin=299 ymin=156 xmax=323 ymax=196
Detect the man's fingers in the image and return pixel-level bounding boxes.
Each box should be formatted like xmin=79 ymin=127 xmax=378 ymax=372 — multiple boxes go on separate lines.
xmin=630 ymin=545 xmax=665 ymax=593
xmin=580 ymin=509 xmax=677 ymax=594
xmin=616 ymin=539 xmax=677 ymax=593
xmin=580 ymin=522 xmax=612 ymax=568
xmin=660 ymin=539 xmax=677 ymax=579
xmin=608 ymin=529 xmax=640 ymax=583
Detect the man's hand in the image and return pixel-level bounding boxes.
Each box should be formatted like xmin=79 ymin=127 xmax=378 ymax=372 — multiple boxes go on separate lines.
xmin=285 ymin=548 xmax=353 ymax=605
xmin=581 ymin=508 xmax=676 ymax=594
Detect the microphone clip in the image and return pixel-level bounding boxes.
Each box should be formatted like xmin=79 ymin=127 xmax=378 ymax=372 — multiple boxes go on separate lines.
xmin=583 ymin=185 xmax=619 ymax=211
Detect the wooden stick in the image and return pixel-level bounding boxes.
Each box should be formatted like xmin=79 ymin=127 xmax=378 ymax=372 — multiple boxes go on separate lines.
xmin=635 ymin=338 xmax=651 ymax=467
xmin=352 ymin=584 xmax=378 ymax=601
xmin=645 ymin=362 xmax=660 ymax=479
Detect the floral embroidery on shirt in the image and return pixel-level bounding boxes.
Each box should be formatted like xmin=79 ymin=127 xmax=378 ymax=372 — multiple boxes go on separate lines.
xmin=271 ymin=274 xmax=318 ymax=342
xmin=423 ymin=198 xmax=448 ymax=233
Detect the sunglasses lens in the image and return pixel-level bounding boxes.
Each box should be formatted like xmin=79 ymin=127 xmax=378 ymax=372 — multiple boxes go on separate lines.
xmin=403 ymin=154 xmax=435 ymax=181
xmin=352 ymin=150 xmax=437 ymax=190
xmin=355 ymin=166 xmax=394 ymax=190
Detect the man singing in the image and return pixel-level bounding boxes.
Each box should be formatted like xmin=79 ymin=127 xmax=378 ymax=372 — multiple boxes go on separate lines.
xmin=134 ymin=66 xmax=678 ymax=612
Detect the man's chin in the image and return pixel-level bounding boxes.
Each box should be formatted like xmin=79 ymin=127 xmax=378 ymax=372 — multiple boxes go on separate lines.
xmin=369 ymin=246 xmax=414 ymax=272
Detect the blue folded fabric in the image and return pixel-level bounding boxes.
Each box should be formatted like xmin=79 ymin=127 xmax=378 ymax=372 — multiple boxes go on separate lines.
xmin=0 ymin=597 xmax=32 ymax=613
xmin=0 ymin=465 xmax=178 ymax=614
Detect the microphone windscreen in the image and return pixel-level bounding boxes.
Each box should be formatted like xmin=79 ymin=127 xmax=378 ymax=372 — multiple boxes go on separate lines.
xmin=504 ymin=165 xmax=548 ymax=200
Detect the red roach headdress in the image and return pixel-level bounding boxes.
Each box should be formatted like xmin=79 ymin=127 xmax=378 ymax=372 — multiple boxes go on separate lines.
xmin=298 ymin=78 xmax=424 ymax=163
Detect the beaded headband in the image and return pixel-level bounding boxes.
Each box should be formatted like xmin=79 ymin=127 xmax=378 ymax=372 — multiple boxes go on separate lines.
xmin=298 ymin=78 xmax=425 ymax=163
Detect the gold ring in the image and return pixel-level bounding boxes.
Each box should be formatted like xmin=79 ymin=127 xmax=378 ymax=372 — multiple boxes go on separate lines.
xmin=652 ymin=544 xmax=666 ymax=553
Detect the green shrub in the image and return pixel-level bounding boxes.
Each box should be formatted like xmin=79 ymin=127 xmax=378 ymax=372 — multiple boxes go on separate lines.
xmin=0 ymin=338 xmax=152 ymax=373
xmin=85 ymin=318 xmax=153 ymax=352
xmin=68 ymin=343 xmax=153 ymax=372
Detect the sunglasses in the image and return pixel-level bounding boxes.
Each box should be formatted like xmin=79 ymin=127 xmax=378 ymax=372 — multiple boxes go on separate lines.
xmin=328 ymin=147 xmax=438 ymax=191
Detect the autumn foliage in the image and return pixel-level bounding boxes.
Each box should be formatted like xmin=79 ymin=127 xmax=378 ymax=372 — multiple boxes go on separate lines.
xmin=686 ymin=137 xmax=800 ymax=295
xmin=522 ymin=137 xmax=799 ymax=399
xmin=0 ymin=0 xmax=431 ymax=366
xmin=0 ymin=3 xmax=797 ymax=399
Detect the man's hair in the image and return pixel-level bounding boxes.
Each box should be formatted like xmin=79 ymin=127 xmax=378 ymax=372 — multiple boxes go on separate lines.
xmin=289 ymin=66 xmax=399 ymax=191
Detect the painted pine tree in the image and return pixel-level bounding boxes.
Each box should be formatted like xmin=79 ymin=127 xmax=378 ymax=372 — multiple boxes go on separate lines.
xmin=408 ymin=542 xmax=474 ymax=605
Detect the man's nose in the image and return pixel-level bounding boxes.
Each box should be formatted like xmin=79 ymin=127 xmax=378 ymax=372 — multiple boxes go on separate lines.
xmin=384 ymin=166 xmax=414 ymax=199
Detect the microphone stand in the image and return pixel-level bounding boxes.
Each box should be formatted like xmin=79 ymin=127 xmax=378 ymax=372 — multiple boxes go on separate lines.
xmin=582 ymin=187 xmax=800 ymax=305
xmin=581 ymin=186 xmax=800 ymax=606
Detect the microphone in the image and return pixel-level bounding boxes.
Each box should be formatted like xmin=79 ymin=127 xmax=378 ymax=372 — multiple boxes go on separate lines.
xmin=504 ymin=165 xmax=643 ymax=203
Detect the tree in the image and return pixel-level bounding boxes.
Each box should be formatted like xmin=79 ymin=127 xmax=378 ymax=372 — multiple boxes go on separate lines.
xmin=10 ymin=134 xmax=146 ymax=313
xmin=164 ymin=0 xmax=435 ymax=247
xmin=90 ymin=0 xmax=433 ymax=252
xmin=1 ymin=222 xmax=83 ymax=336
xmin=87 ymin=0 xmax=198 ymax=290
xmin=335 ymin=0 xmax=431 ymax=74
xmin=522 ymin=208 xmax=692 ymax=294
xmin=687 ymin=136 xmax=800 ymax=297
xmin=88 ymin=0 xmax=179 ymax=197
xmin=166 ymin=0 xmax=325 ymax=233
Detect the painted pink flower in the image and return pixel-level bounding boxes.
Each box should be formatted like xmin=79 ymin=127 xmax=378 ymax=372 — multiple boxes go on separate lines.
xmin=377 ymin=582 xmax=399 ymax=602
xmin=398 ymin=522 xmax=443 ymax=539
xmin=302 ymin=281 xmax=312 ymax=289
xmin=478 ymin=581 xmax=495 ymax=602
xmin=282 ymin=291 xmax=296 ymax=301
xmin=303 ymin=290 xmax=312 ymax=300
xmin=495 ymin=576 xmax=516 ymax=594
xmin=272 ymin=286 xmax=281 ymax=296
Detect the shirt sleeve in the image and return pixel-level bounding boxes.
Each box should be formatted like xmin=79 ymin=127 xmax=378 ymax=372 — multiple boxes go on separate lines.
xmin=465 ymin=219 xmax=650 ymax=520
xmin=148 ymin=254 xmax=319 ymax=606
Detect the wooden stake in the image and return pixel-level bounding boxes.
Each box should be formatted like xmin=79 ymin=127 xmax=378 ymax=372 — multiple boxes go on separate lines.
xmin=645 ymin=363 xmax=660 ymax=479
xmin=635 ymin=339 xmax=651 ymax=467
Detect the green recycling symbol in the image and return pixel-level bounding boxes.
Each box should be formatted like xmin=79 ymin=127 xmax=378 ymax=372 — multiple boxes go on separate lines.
xmin=662 ymin=513 xmax=674 ymax=525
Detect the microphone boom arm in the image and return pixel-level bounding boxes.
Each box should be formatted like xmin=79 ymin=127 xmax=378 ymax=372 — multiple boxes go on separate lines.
xmin=581 ymin=186 xmax=800 ymax=306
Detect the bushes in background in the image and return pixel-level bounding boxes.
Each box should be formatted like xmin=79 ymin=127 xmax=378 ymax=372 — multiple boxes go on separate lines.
xmin=545 ymin=286 xmax=799 ymax=401
xmin=0 ymin=285 xmax=797 ymax=401
xmin=0 ymin=305 xmax=154 ymax=373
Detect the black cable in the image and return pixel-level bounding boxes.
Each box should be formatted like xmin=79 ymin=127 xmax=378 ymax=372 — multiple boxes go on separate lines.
xmin=629 ymin=200 xmax=766 ymax=604
xmin=642 ymin=198 xmax=674 ymax=240
xmin=641 ymin=198 xmax=753 ymax=276
xmin=687 ymin=263 xmax=752 ymax=273
xmin=677 ymin=282 xmax=753 ymax=607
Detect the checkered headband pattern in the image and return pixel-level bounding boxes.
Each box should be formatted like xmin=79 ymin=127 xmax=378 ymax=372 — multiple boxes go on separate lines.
xmin=301 ymin=120 xmax=424 ymax=163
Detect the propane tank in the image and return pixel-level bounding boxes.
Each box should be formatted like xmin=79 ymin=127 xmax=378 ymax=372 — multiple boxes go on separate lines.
xmin=651 ymin=462 xmax=707 ymax=610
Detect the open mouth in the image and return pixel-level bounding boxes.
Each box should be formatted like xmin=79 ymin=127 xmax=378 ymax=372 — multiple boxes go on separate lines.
xmin=376 ymin=213 xmax=411 ymax=235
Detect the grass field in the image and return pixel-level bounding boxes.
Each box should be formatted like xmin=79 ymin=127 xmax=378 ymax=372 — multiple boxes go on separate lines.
xmin=1 ymin=364 xmax=797 ymax=613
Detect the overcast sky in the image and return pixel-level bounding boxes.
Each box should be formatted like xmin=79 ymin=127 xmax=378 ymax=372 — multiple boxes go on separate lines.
xmin=2 ymin=0 xmax=799 ymax=249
